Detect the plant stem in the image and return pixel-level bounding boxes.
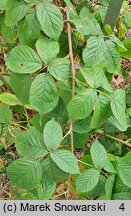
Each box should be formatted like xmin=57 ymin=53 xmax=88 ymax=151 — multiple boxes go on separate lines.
xmin=78 ymin=160 xmax=93 ymax=168
xmin=66 ymin=7 xmax=76 ymax=200
xmin=62 ymin=129 xmax=71 ymax=141
xmin=24 ymin=107 xmax=30 ymax=126
xmin=75 ymin=78 xmax=88 ymax=87
xmin=11 ymin=122 xmax=27 ymax=130
xmin=0 ymin=74 xmax=10 ymax=91
xmin=78 ymin=160 xmax=108 ymax=177
xmin=96 ymin=130 xmax=131 ymax=148
xmin=52 ymin=191 xmax=67 ymax=200
xmin=95 ymin=89 xmax=112 ymax=100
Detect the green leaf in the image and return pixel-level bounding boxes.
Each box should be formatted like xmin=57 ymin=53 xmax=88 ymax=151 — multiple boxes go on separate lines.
xmin=12 ymin=189 xmax=37 ymax=200
xmin=108 ymin=116 xmax=126 ymax=132
xmin=86 ymin=175 xmax=106 ymax=199
xmin=44 ymin=118 xmax=63 ymax=151
xmin=125 ymin=11 xmax=131 ymax=27
xmin=0 ymin=93 xmax=19 ymax=106
xmin=36 ymin=38 xmax=59 ymax=64
xmin=117 ymin=152 xmax=131 ymax=188
xmin=48 ymin=98 xmax=68 ymax=124
xmin=76 ymin=168 xmax=100 ymax=193
xmin=5 ymin=0 xmax=29 ymax=26
xmin=0 ymin=15 xmax=16 ymax=44
xmin=24 ymin=0 xmax=40 ymax=3
xmin=48 ymin=58 xmax=70 ymax=81
xmin=18 ymin=8 xmax=40 ymax=46
xmin=50 ymin=149 xmax=80 ymax=174
xmin=67 ymin=88 xmax=97 ymax=120
xmin=36 ymin=1 xmax=63 ymax=40
xmin=111 ymin=89 xmax=127 ymax=131
xmin=1 ymin=25 xmax=16 ymax=44
xmin=118 ymin=21 xmax=127 ymax=38
xmin=105 ymin=174 xmax=115 ymax=200
xmin=111 ymin=36 xmax=127 ymax=52
xmin=104 ymin=24 xmax=113 ymax=35
xmin=98 ymin=0 xmax=109 ymax=6
xmin=112 ymin=192 xmax=131 ymax=200
xmin=73 ymin=7 xmax=101 ymax=36
xmin=72 ymin=132 xmax=89 ymax=149
xmin=10 ymin=73 xmax=34 ymax=105
xmin=105 ymin=40 xmax=121 ymax=74
xmin=121 ymin=38 xmax=131 ymax=58
xmin=0 ymin=106 xmax=12 ymax=124
xmin=64 ymin=0 xmax=78 ymax=19
xmin=73 ymin=116 xmax=92 ymax=134
xmin=6 ymin=45 xmax=42 ymax=74
xmin=90 ymin=139 xmax=108 ymax=169
xmin=79 ymin=6 xmax=95 ymax=20
xmin=0 ymin=125 xmax=2 ymax=134
xmin=81 ymin=66 xmax=112 ymax=92
xmin=113 ymin=175 xmax=131 ymax=193
xmin=90 ymin=94 xmax=112 ymax=129
xmin=7 ymin=159 xmax=42 ymax=190
xmin=82 ymin=36 xmax=106 ymax=67
xmin=127 ymin=107 xmax=131 ymax=117
xmin=42 ymin=156 xmax=68 ymax=182
xmin=58 ymin=32 xmax=69 ymax=57
xmin=0 ymin=0 xmax=8 ymax=10
xmin=103 ymin=158 xmax=116 ymax=174
xmin=30 ymin=74 xmax=59 ymax=114
xmin=37 ymin=182 xmax=56 ymax=200
xmin=30 ymin=113 xmax=48 ymax=133
xmin=15 ymin=127 xmax=47 ymax=159
xmin=95 ymin=6 xmax=107 ymax=24
xmin=72 ymin=18 xmax=101 ymax=36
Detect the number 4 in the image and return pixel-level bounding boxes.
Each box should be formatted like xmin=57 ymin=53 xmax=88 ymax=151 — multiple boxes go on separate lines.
xmin=119 ymin=203 xmax=125 ymax=211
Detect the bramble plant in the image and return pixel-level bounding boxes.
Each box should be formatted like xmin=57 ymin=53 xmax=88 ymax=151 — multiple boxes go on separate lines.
xmin=0 ymin=0 xmax=131 ymax=200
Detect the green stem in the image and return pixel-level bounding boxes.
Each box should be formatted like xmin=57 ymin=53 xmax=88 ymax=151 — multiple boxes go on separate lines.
xmin=24 ymin=107 xmax=30 ymax=126
xmin=75 ymin=78 xmax=88 ymax=87
xmin=78 ymin=159 xmax=93 ymax=168
xmin=62 ymin=130 xmax=71 ymax=141
xmin=96 ymin=130 xmax=131 ymax=148
xmin=95 ymin=89 xmax=112 ymax=100
xmin=78 ymin=160 xmax=108 ymax=177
